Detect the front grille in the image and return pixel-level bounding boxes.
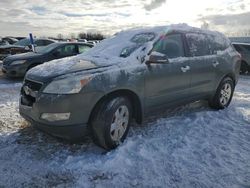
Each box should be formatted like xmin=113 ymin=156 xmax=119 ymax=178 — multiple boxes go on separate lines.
xmin=21 ymin=79 xmax=43 ymax=107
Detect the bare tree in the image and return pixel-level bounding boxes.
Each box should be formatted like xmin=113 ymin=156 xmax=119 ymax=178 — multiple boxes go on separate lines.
xmin=57 ymin=33 xmax=63 ymax=40
xmin=78 ymin=32 xmax=105 ymax=40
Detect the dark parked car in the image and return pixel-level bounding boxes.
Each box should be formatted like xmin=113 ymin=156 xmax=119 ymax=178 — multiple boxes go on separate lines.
xmin=0 ymin=38 xmax=56 ymax=60
xmin=19 ymin=25 xmax=241 ymax=150
xmin=2 ymin=42 xmax=93 ymax=77
xmin=232 ymin=42 xmax=250 ymax=73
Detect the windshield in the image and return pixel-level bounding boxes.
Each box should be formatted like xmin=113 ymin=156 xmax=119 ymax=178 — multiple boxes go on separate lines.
xmin=36 ymin=43 xmax=61 ymax=54
xmin=14 ymin=38 xmax=31 ymax=46
xmin=83 ymin=31 xmax=156 ymax=58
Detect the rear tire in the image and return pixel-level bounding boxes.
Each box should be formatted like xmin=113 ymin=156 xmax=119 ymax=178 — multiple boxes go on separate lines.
xmin=91 ymin=96 xmax=132 ymax=150
xmin=209 ymin=77 xmax=234 ymax=110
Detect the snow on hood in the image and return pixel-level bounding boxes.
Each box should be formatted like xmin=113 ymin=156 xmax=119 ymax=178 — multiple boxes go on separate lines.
xmin=27 ymin=56 xmax=100 ymax=78
xmin=26 ymin=26 xmax=165 ymax=79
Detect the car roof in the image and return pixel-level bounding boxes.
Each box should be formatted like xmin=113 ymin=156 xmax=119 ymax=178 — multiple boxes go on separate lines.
xmin=117 ymin=24 xmax=226 ymax=39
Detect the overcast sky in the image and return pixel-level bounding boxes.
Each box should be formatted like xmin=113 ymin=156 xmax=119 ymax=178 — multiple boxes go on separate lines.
xmin=0 ymin=0 xmax=249 ymax=38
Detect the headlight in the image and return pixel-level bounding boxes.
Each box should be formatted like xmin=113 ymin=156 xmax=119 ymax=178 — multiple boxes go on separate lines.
xmin=43 ymin=74 xmax=92 ymax=94
xmin=11 ymin=60 xmax=26 ymax=65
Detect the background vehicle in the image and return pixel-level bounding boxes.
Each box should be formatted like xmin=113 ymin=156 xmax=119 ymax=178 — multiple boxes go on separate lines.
xmin=0 ymin=39 xmax=9 ymax=46
xmin=2 ymin=42 xmax=93 ymax=77
xmin=232 ymin=42 xmax=250 ymax=73
xmin=2 ymin=37 xmax=18 ymax=44
xmin=0 ymin=38 xmax=56 ymax=60
xmin=19 ymin=25 xmax=241 ymax=150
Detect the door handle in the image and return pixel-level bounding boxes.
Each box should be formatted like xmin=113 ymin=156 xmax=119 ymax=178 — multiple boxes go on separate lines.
xmin=213 ymin=61 xmax=219 ymax=67
xmin=181 ymin=66 xmax=190 ymax=73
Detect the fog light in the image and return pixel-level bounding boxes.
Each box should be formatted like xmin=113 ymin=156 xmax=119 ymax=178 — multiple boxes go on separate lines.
xmin=41 ymin=113 xmax=70 ymax=122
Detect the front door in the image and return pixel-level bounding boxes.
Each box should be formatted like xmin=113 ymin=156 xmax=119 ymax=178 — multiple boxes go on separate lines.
xmin=144 ymin=33 xmax=192 ymax=112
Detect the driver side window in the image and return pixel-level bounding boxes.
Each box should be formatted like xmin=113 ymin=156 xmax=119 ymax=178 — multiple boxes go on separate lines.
xmin=152 ymin=34 xmax=184 ymax=59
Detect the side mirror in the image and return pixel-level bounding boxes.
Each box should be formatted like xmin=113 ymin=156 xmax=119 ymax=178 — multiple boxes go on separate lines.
xmin=146 ymin=51 xmax=169 ymax=65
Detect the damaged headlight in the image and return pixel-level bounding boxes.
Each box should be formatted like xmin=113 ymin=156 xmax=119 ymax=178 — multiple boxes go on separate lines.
xmin=43 ymin=74 xmax=92 ymax=94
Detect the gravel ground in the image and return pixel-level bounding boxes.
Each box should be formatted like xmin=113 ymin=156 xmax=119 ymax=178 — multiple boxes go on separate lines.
xmin=0 ymin=75 xmax=249 ymax=188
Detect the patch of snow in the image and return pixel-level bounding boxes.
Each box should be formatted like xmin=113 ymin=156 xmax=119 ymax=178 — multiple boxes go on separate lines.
xmin=0 ymin=83 xmax=22 ymax=89
xmin=0 ymin=76 xmax=250 ymax=187
xmin=27 ymin=56 xmax=76 ymax=77
xmin=150 ymin=51 xmax=166 ymax=57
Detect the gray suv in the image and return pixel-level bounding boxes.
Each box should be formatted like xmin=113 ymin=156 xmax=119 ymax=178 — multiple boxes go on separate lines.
xmin=19 ymin=25 xmax=241 ymax=150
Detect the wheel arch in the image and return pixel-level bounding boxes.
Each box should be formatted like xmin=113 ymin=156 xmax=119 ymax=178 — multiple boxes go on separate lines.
xmin=88 ymin=89 xmax=143 ymax=125
xmin=215 ymin=73 xmax=236 ymax=92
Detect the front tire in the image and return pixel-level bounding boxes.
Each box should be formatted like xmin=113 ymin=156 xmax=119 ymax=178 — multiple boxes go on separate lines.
xmin=91 ymin=96 xmax=132 ymax=150
xmin=209 ymin=77 xmax=235 ymax=110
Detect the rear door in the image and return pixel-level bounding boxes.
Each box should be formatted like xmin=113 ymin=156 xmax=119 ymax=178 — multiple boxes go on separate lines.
xmin=185 ymin=33 xmax=218 ymax=98
xmin=145 ymin=33 xmax=192 ymax=111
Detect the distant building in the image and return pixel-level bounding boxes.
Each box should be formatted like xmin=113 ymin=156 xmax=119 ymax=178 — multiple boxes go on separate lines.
xmin=229 ymin=37 xmax=250 ymax=43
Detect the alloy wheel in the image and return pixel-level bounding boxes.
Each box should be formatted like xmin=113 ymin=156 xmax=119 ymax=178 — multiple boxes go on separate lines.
xmin=110 ymin=105 xmax=129 ymax=142
xmin=219 ymin=83 xmax=232 ymax=106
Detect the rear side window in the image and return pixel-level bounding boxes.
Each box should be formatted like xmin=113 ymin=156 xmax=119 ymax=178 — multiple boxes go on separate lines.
xmin=186 ymin=33 xmax=211 ymax=56
xmin=186 ymin=33 xmax=230 ymax=56
xmin=55 ymin=44 xmax=77 ymax=56
xmin=78 ymin=45 xmax=91 ymax=53
xmin=152 ymin=34 xmax=184 ymax=59
xmin=206 ymin=34 xmax=229 ymax=53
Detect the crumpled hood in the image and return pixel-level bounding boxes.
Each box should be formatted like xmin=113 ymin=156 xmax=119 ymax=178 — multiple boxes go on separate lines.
xmin=26 ymin=55 xmax=117 ymax=82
